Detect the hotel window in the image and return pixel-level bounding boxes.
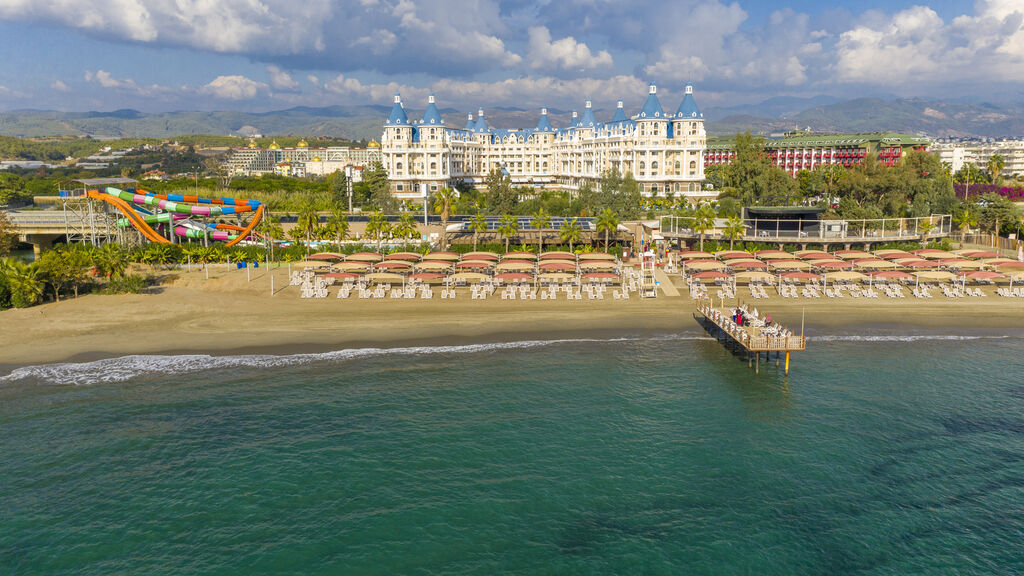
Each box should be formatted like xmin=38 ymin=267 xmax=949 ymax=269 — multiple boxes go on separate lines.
xmin=396 ymin=184 xmax=404 ymax=191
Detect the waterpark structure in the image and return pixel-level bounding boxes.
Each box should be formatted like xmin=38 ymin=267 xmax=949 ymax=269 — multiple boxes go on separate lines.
xmin=46 ymin=178 xmax=266 ymax=249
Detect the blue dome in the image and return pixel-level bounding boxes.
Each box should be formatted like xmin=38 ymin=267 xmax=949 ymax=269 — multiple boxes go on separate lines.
xmin=421 ymin=93 xmax=444 ymax=125
xmin=610 ymin=99 xmax=627 ymax=124
xmin=638 ymin=83 xmax=665 ymax=120
xmin=473 ymin=109 xmax=490 ymax=133
xmin=464 ymin=114 xmax=474 ymax=130
xmin=536 ymin=108 xmax=553 ymax=132
xmin=386 ymin=93 xmax=409 ymax=126
xmin=579 ymin=99 xmax=597 ymax=128
xmin=675 ymin=83 xmax=702 ymax=119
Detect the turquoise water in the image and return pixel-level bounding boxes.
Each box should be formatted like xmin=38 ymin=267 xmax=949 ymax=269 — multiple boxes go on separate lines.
xmin=2 ymin=333 xmax=1023 ymax=574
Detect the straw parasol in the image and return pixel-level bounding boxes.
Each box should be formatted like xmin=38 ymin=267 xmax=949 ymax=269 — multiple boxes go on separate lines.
xmin=373 ymin=261 xmax=412 ymax=270
xmin=362 ymin=272 xmax=404 ymax=283
xmin=297 ymin=260 xmax=331 ymax=269
xmin=421 ymin=252 xmax=460 ymax=261
xmin=729 ymin=261 xmax=768 ymax=269
xmin=938 ymin=258 xmax=985 ymax=269
xmin=495 ymin=261 xmax=536 ymax=271
xmin=577 ymin=252 xmax=616 ymax=260
xmin=768 ymin=260 xmax=811 ymax=270
xmin=714 ymin=250 xmax=750 ymax=259
xmin=347 ymin=252 xmax=383 ymax=262
xmin=678 ymin=250 xmax=713 ymax=259
xmin=833 ymin=250 xmax=872 ymax=259
xmin=724 ymin=258 xmax=764 ymax=266
xmin=914 ymin=270 xmax=957 ymax=281
xmin=855 ymin=259 xmax=897 ymax=269
xmin=796 ymin=250 xmax=832 ymax=259
xmin=964 ymin=270 xmax=1004 ymax=280
xmin=462 ymin=251 xmax=500 ymax=261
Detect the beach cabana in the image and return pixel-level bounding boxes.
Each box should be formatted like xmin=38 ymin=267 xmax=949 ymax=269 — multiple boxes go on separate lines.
xmin=362 ymin=272 xmax=404 ymax=283
xmin=421 ymin=252 xmax=460 ymax=261
xmin=685 ymin=260 xmax=727 ymax=271
xmin=496 ymin=261 xmax=535 ymax=272
xmin=347 ymin=252 xmax=383 ymax=262
xmin=577 ymin=252 xmax=617 ymax=261
xmin=384 ymin=252 xmax=422 ymax=261
xmin=540 ymin=251 xmax=576 ymax=260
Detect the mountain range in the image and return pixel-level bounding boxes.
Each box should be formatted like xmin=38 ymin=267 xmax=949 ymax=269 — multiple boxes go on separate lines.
xmin=1 ymin=96 xmax=1023 ymax=142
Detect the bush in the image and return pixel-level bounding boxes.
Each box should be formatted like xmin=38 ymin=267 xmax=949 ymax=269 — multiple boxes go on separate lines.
xmin=104 ymin=273 xmax=151 ymax=294
xmin=0 ymin=273 xmax=11 ymax=309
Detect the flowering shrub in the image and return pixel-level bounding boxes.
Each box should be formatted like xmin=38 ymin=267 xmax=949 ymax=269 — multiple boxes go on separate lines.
xmin=954 ymin=184 xmax=1024 ymax=200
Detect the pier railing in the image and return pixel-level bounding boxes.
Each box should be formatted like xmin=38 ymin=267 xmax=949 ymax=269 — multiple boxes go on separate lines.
xmin=696 ymin=299 xmax=805 ymax=352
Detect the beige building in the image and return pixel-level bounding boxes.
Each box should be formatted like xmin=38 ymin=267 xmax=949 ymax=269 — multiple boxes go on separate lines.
xmin=380 ymin=83 xmax=712 ymax=203
xmin=227 ymin=140 xmax=381 ymax=177
xmin=932 ymin=140 xmax=1024 ymax=176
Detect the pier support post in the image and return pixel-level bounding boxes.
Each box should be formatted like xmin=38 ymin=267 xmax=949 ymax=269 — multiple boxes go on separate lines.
xmin=756 ymin=352 xmax=760 ymax=374
xmin=785 ymin=352 xmax=790 ymax=375
xmin=748 ymin=352 xmax=752 ymax=368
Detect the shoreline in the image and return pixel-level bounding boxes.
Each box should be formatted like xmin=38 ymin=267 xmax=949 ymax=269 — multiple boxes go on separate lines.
xmin=3 ymin=266 xmax=1024 ymax=375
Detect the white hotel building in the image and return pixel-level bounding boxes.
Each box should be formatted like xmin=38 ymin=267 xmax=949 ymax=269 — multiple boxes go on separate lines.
xmin=380 ymin=83 xmax=712 ymax=203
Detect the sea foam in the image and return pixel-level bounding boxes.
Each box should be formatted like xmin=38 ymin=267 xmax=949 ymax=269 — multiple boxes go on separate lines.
xmin=0 ymin=334 xmax=709 ymax=386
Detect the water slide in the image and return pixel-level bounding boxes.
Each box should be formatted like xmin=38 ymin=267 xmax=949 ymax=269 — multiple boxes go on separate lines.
xmin=86 ymin=188 xmax=264 ymax=247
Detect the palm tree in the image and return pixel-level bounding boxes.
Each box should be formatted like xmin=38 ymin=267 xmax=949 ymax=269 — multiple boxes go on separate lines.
xmin=530 ymin=208 xmax=551 ymax=252
xmin=497 ymin=214 xmax=519 ymax=253
xmin=0 ymin=258 xmax=44 ymax=308
xmin=953 ymin=205 xmax=977 ymax=244
xmin=92 ymin=244 xmax=128 ymax=280
xmin=432 ymin=187 xmax=458 ymax=250
xmin=722 ymin=215 xmax=746 ymax=250
xmin=327 ymin=209 xmax=349 ymax=247
xmin=918 ymin=219 xmax=936 ymax=244
xmin=560 ymin=218 xmax=582 ymax=252
xmin=365 ymin=212 xmax=391 ymax=254
xmin=469 ymin=212 xmax=488 ymax=251
xmin=393 ymin=213 xmax=419 ymax=246
xmin=987 ymin=154 xmax=1006 ymax=184
xmin=296 ymin=202 xmax=320 ymax=254
xmin=595 ymin=209 xmax=619 ymax=251
xmin=692 ymin=203 xmax=717 ymax=252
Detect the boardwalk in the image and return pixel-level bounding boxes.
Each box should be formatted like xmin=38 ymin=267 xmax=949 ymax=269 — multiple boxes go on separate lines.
xmin=695 ymin=298 xmax=805 ymax=374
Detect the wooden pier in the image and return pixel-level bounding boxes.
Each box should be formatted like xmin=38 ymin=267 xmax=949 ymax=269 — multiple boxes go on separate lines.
xmin=694 ymin=299 xmax=805 ymax=374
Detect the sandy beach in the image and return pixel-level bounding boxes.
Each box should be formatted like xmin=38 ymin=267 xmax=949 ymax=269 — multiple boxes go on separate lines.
xmin=3 ymin=263 xmax=1024 ymax=372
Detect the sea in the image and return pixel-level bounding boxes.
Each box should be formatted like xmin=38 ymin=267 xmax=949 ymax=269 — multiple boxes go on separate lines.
xmin=2 ymin=330 xmax=1023 ymax=575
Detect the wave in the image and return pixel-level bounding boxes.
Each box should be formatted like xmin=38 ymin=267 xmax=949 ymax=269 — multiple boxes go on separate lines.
xmin=0 ymin=334 xmax=711 ymax=386
xmin=809 ymin=334 xmax=1015 ymax=342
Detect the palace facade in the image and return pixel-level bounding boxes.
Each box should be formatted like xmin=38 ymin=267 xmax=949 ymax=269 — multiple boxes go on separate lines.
xmin=380 ymin=83 xmax=712 ymax=202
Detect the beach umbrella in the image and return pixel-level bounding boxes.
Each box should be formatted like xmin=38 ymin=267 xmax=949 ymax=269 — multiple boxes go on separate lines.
xmin=892 ymin=258 xmax=933 ymax=268
xmin=306 ymin=252 xmax=345 ymax=261
xmin=494 ymin=272 xmax=535 ymax=282
xmin=938 ymin=258 xmax=985 ymax=269
xmin=331 ymin=261 xmax=369 ymax=272
xmin=768 ymin=260 xmax=810 ymax=270
xmin=824 ymin=270 xmax=868 ymax=282
xmin=374 ymin=261 xmax=412 ymax=270
xmin=384 ymin=252 xmax=422 ymax=261
xmin=539 ymin=262 xmax=578 ymax=271
xmin=965 ymin=270 xmax=1004 ymax=281
xmin=997 ymin=261 xmax=1024 ymax=269
xmin=579 ymin=260 xmax=617 ymax=270
xmin=796 ymin=250 xmax=832 ymax=260
xmin=496 ymin=261 xmax=535 ymax=271
xmin=983 ymin=257 xmax=1017 ymax=265
xmin=504 ymin=251 xmax=538 ymax=260
xmin=409 ymin=272 xmax=446 ymax=283
xmin=421 ymin=252 xmax=460 ymax=261
xmin=855 ymin=259 xmax=897 ymax=269
xmin=914 ymin=270 xmax=957 ymax=281
xmin=730 ymin=261 xmax=768 ymax=269
xmin=539 ymin=251 xmax=577 ymax=260
xmin=961 ymin=250 xmax=1001 ymax=259
xmin=867 ymin=270 xmax=913 ymax=280
xmin=689 ymin=271 xmax=732 ymax=281
xmin=581 ymin=272 xmax=621 ymax=283
xmin=578 ymin=252 xmax=616 ymax=261
xmin=455 ymin=260 xmax=494 ymax=269
xmin=297 ymin=260 xmax=331 ymax=269
xmin=714 ymin=250 xmax=750 ymax=259
xmin=448 ymin=272 xmax=490 ymax=283
xmin=462 ymin=251 xmax=499 ymax=261
xmin=416 ymin=260 xmax=454 ymax=271
xmin=323 ymin=272 xmax=360 ymax=279
xmin=537 ymin=272 xmax=576 ymax=282
xmin=347 ymin=252 xmax=383 ymax=262
xmin=724 ymin=258 xmax=763 ymax=265
xmin=362 ymin=272 xmax=404 ymax=283
xmin=813 ymin=260 xmax=853 ymax=269
xmin=678 ymin=250 xmax=713 ymax=259
xmin=873 ymin=249 xmax=914 ymax=258
xmin=684 ymin=260 xmax=727 ymax=271
xmin=833 ymin=250 xmax=872 ymax=259
xmin=734 ymin=270 xmax=776 ymax=282
xmin=780 ymin=271 xmax=821 ymax=281
xmin=756 ymin=250 xmax=797 ymax=259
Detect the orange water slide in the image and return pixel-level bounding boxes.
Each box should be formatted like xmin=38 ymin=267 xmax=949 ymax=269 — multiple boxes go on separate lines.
xmin=86 ymin=189 xmax=170 ymax=244
xmin=223 ymin=205 xmax=264 ymax=247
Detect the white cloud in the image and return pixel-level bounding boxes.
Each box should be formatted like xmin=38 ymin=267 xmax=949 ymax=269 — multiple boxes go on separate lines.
xmin=51 ymin=79 xmax=70 ymax=92
xmin=527 ymin=26 xmax=613 ymax=72
xmin=266 ymin=65 xmax=298 ymax=90
xmin=84 ymin=69 xmax=172 ymax=96
xmin=199 ymin=75 xmax=267 ymax=100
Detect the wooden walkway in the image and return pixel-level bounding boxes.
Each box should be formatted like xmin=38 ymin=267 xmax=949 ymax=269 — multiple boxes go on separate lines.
xmin=694 ymin=299 xmax=805 ymax=374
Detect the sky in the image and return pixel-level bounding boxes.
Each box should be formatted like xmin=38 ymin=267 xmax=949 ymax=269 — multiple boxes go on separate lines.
xmin=0 ymin=0 xmax=1022 ymax=114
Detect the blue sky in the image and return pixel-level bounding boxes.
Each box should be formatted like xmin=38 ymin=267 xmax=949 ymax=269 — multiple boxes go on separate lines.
xmin=0 ymin=1 xmax=1021 ymax=113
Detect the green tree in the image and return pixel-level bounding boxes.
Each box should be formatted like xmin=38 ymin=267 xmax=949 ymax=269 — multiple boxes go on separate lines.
xmin=0 ymin=210 xmax=18 ymax=255
xmin=261 ymin=214 xmax=285 ymax=241
xmin=36 ymin=250 xmax=73 ymax=301
xmin=560 ymin=218 xmax=582 ymax=252
xmin=0 ymin=258 xmax=43 ymax=308
xmin=692 ymin=203 xmax=716 ymax=252
xmin=469 ymin=212 xmax=488 ymax=251
xmin=326 ymin=208 xmax=350 ymax=246
xmin=953 ymin=204 xmax=977 ymax=243
xmin=976 ymin=193 xmax=1020 ymax=236
xmin=595 ymin=209 xmax=619 ymax=251
xmin=432 ymin=186 xmax=458 ymax=249
xmin=363 ymin=161 xmax=394 ymax=212
xmin=496 ymin=214 xmax=519 ymax=252
xmin=722 ymin=215 xmax=746 ymax=250
xmin=327 ymin=170 xmax=349 ymax=207
xmin=530 ymin=208 xmax=551 ymax=252
xmin=393 ymin=213 xmax=419 ymax=244
xmin=724 ymin=132 xmax=798 ymax=206
xmin=295 ymin=202 xmax=321 ymax=251
xmin=485 ymin=168 xmax=518 ymax=215
xmin=365 ymin=212 xmax=391 ymax=253
xmin=92 ymin=244 xmax=128 ymax=280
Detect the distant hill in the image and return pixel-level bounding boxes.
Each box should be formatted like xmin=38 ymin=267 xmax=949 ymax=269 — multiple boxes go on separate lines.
xmin=2 ymin=97 xmax=1023 ymax=141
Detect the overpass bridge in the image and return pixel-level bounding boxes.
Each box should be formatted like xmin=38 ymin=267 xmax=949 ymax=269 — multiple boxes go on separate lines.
xmin=4 ymin=203 xmax=130 ymax=256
